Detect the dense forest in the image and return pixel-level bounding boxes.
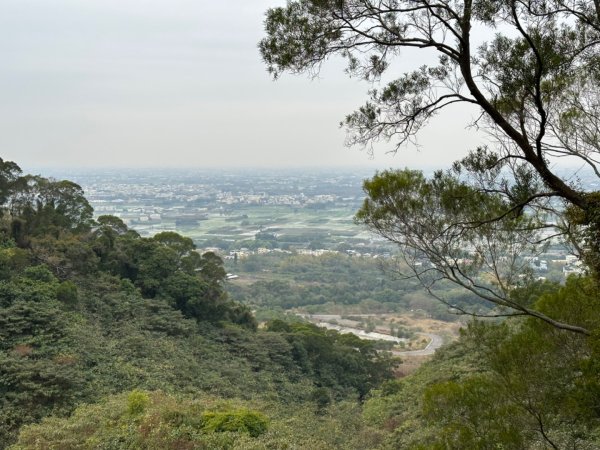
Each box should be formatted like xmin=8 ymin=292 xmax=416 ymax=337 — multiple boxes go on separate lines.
xmin=0 ymin=159 xmax=395 ymax=448
xmin=3 ymin=157 xmax=600 ymax=448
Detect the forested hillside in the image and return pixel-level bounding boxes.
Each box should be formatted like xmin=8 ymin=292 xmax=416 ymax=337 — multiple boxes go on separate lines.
xmin=0 ymin=159 xmax=394 ymax=449
xmin=7 ymin=0 xmax=600 ymax=447
xmin=364 ymin=282 xmax=600 ymax=449
xmin=257 ymin=0 xmax=600 ymax=446
xmin=3 ymin=153 xmax=600 ymax=449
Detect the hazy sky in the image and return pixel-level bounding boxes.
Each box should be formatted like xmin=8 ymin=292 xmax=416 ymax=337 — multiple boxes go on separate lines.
xmin=1 ymin=0 xmax=483 ymax=170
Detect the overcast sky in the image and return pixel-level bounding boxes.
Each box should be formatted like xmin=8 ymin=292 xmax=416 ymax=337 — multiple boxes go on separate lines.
xmin=1 ymin=0 xmax=483 ymax=171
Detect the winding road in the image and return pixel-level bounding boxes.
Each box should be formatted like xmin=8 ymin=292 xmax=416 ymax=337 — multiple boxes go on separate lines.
xmin=393 ymin=332 xmax=444 ymax=356
xmin=300 ymin=314 xmax=444 ymax=356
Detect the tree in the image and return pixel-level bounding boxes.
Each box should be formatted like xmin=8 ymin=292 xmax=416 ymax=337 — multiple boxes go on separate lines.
xmin=420 ymin=279 xmax=600 ymax=448
xmin=260 ymin=1 xmax=600 ymax=334
xmin=196 ymin=251 xmax=227 ymax=285
xmin=152 ymin=231 xmax=195 ymax=258
xmin=96 ymin=215 xmax=128 ymax=235
xmin=0 ymin=158 xmax=22 ymax=207
xmin=7 ymin=176 xmax=94 ymax=239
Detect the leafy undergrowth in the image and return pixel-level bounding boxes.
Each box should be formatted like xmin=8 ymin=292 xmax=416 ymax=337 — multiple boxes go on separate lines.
xmin=0 ymin=159 xmax=395 ymax=448
xmin=10 ymin=390 xmax=385 ymax=450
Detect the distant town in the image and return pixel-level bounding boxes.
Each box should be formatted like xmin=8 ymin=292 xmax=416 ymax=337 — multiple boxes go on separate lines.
xmin=43 ymin=167 xmax=591 ymax=282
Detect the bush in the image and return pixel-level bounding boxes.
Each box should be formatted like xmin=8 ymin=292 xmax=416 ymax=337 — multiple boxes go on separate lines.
xmin=56 ymin=281 xmax=78 ymax=305
xmin=127 ymin=390 xmax=150 ymax=416
xmin=201 ymin=408 xmax=269 ymax=437
xmin=22 ymin=265 xmax=55 ymax=282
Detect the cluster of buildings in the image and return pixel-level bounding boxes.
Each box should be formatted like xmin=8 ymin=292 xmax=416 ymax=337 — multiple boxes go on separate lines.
xmin=53 ymin=169 xmax=590 ymax=283
xmin=216 ymin=192 xmax=338 ymax=206
xmin=72 ymin=171 xmax=363 ymax=229
xmin=526 ymin=255 xmax=585 ymax=277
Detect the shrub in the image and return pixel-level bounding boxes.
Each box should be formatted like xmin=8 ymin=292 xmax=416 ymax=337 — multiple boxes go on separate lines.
xmin=56 ymin=281 xmax=78 ymax=305
xmin=127 ymin=390 xmax=150 ymax=416
xmin=201 ymin=408 xmax=269 ymax=437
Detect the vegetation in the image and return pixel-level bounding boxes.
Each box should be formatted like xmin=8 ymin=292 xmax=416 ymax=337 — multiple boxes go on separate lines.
xmin=6 ymin=1 xmax=600 ymax=447
xmin=4 ymin=156 xmax=600 ymax=447
xmin=261 ymin=0 xmax=600 ymax=330
xmin=260 ymin=1 xmax=600 ymax=447
xmin=228 ymin=252 xmax=479 ymax=320
xmin=10 ymin=391 xmax=385 ymax=449
xmin=363 ymin=277 xmax=600 ymax=449
xmin=0 ymin=159 xmax=394 ymax=448
xmin=4 ymin=154 xmax=600 ymax=447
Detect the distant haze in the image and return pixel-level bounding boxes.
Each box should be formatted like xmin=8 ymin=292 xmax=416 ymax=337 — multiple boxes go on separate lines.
xmin=2 ymin=0 xmax=483 ymax=171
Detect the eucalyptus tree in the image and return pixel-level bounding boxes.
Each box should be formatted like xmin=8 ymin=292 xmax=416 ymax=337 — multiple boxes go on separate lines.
xmin=261 ymin=1 xmax=600 ymax=334
xmin=0 ymin=158 xmax=22 ymax=207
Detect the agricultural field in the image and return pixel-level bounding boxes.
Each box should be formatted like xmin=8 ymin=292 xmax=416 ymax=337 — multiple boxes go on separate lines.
xmin=53 ymin=168 xmax=392 ymax=253
xmin=174 ymin=204 xmax=373 ymax=250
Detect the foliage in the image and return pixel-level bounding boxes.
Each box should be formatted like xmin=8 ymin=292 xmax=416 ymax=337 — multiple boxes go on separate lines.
xmin=266 ymin=321 xmax=395 ymax=398
xmin=422 ymin=376 xmax=527 ymax=449
xmin=56 ymin=281 xmax=78 ymax=305
xmin=8 ymin=176 xmax=94 ymax=241
xmin=228 ymin=252 xmax=471 ymax=320
xmin=261 ymin=0 xmax=600 ymax=334
xmin=10 ymin=391 xmax=385 ymax=450
xmin=201 ymin=408 xmax=269 ymax=437
xmin=364 ymin=277 xmax=600 ymax=449
xmin=356 ymin=168 xmax=590 ymax=334
xmin=126 ymin=390 xmax=150 ymax=416
xmin=0 ymin=159 xmax=395 ymax=448
xmin=248 ymin=0 xmax=600 ymax=438
xmin=0 ymin=158 xmax=22 ymax=207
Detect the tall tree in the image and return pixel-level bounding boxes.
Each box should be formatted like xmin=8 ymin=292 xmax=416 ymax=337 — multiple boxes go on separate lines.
xmin=0 ymin=158 xmax=22 ymax=207
xmin=7 ymin=176 xmax=94 ymax=238
xmin=261 ymin=1 xmax=600 ymax=333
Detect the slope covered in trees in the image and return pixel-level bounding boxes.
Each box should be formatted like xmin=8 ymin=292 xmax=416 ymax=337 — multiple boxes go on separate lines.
xmin=364 ymin=278 xmax=600 ymax=448
xmin=3 ymin=157 xmax=600 ymax=448
xmin=0 ymin=159 xmax=394 ymax=448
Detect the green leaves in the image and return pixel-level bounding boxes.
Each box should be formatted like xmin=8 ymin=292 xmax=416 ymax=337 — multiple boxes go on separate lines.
xmin=0 ymin=158 xmax=22 ymax=207
xmin=260 ymin=1 xmax=343 ymax=77
xmin=5 ymin=175 xmax=94 ymax=244
xmin=152 ymin=231 xmax=195 ymax=258
xmin=363 ymin=292 xmax=600 ymax=448
xmin=260 ymin=1 xmax=600 ymax=322
xmin=266 ymin=321 xmax=394 ymax=398
xmin=423 ymin=377 xmax=526 ymax=450
xmin=0 ymin=161 xmax=401 ymax=448
xmin=356 ymin=168 xmax=571 ymax=326
xmin=201 ymin=408 xmax=269 ymax=437
xmin=418 ymin=279 xmax=600 ymax=449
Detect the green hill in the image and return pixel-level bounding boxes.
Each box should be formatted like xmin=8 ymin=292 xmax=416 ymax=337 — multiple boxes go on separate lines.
xmin=0 ymin=159 xmax=393 ymax=448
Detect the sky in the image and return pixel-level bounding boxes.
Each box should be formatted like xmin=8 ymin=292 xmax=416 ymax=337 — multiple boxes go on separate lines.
xmin=0 ymin=0 xmax=484 ymax=171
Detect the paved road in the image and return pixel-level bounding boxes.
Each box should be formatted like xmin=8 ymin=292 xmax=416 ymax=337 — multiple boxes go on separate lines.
xmin=300 ymin=314 xmax=444 ymax=356
xmin=392 ymin=332 xmax=444 ymax=356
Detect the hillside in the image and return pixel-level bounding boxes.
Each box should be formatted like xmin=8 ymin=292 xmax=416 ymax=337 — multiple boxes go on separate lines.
xmin=0 ymin=159 xmax=394 ymax=448
xmin=3 ymin=158 xmax=600 ymax=449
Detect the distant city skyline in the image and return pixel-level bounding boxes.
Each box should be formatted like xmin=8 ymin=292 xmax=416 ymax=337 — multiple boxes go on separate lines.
xmin=1 ymin=0 xmax=484 ymax=170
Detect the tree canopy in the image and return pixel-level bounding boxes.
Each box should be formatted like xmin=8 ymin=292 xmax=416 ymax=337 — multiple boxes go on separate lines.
xmin=261 ymin=1 xmax=600 ymax=334
xmin=0 ymin=159 xmax=397 ymax=448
